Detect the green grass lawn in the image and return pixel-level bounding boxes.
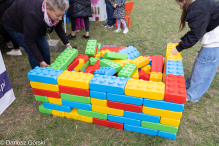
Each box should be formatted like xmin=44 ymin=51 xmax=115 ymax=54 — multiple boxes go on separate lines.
xmin=0 ymin=0 xmax=219 ymax=145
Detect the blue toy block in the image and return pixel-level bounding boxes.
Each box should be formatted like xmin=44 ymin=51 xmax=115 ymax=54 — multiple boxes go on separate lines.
xmin=100 ymin=57 xmax=104 ymax=59
xmin=118 ymin=46 xmax=140 ymax=60
xmin=89 ymin=74 xmax=128 ymax=95
xmin=124 ymin=124 xmax=158 ymax=136
xmin=107 ymin=93 xmax=143 ymax=105
xmin=62 ymin=100 xmax=91 ymax=111
xmin=43 ymin=102 xmax=73 ymax=113
xmin=108 ymin=115 xmax=141 ymax=126
xmin=94 ymin=67 xmax=116 ymax=76
xmin=166 ymin=60 xmax=184 ymax=76
xmin=138 ymin=68 xmax=141 ymax=71
xmin=143 ymin=99 xmax=184 ymax=112
xmin=158 ymin=131 xmax=177 ymax=140
xmin=124 ymin=111 xmax=160 ymax=123
xmin=27 ymin=66 xmax=63 ymax=84
xmin=101 ymin=45 xmax=117 ymax=47
xmin=90 ymin=90 xmax=107 ymax=99
xmin=148 ymin=59 xmax=152 ymax=66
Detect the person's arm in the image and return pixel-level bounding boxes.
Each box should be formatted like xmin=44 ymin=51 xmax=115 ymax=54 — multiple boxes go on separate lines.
xmin=54 ymin=21 xmax=70 ymax=47
xmin=176 ymin=10 xmax=211 ymax=52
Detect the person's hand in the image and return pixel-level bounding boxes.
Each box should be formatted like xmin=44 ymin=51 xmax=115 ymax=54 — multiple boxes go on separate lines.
xmin=67 ymin=45 xmax=73 ymax=49
xmin=40 ymin=61 xmax=50 ymax=67
xmin=113 ymin=4 xmax=117 ymax=8
xmin=176 ymin=40 xmax=181 ymax=45
xmin=171 ymin=48 xmax=179 ymax=55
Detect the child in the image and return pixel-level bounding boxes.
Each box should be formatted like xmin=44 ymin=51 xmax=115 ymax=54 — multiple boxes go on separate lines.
xmin=113 ymin=0 xmax=128 ymax=34
xmin=103 ymin=0 xmax=116 ymax=28
xmin=75 ymin=18 xmax=85 ymax=32
xmin=172 ymin=0 xmax=219 ymax=102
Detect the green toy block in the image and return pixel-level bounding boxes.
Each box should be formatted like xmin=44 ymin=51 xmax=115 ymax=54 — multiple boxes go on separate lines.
xmin=97 ymin=43 xmax=101 ymax=51
xmin=118 ymin=63 xmax=137 ymax=78
xmin=35 ymin=95 xmax=48 ymax=103
xmin=89 ymin=57 xmax=99 ymax=66
xmin=141 ymin=121 xmax=178 ymax=133
xmin=50 ymin=59 xmax=67 ymax=71
xmin=78 ymin=109 xmax=107 ymax=120
xmin=39 ymin=104 xmax=51 ymax=114
xmin=104 ymin=51 xmax=127 ymax=60
xmin=61 ymin=93 xmax=91 ymax=104
xmin=56 ymin=48 xmax=78 ymax=66
xmin=99 ymin=59 xmax=122 ymax=72
xmin=85 ymin=40 xmax=97 ymax=57
xmin=80 ymin=61 xmax=90 ymax=72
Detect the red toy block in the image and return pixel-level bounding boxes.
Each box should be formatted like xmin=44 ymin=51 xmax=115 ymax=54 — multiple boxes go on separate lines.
xmin=84 ymin=60 xmax=100 ymax=74
xmin=59 ymin=85 xmax=90 ymax=97
xmin=144 ymin=55 xmax=152 ymax=59
xmin=99 ymin=46 xmax=126 ymax=53
xmin=139 ymin=70 xmax=150 ymax=81
xmin=32 ymin=88 xmax=60 ymax=98
xmin=93 ymin=118 xmax=124 ymax=129
xmin=164 ymin=74 xmax=187 ymax=104
xmin=151 ymin=55 xmax=163 ymax=73
xmin=107 ymin=100 xmax=142 ymax=113
xmin=67 ymin=54 xmax=89 ymax=71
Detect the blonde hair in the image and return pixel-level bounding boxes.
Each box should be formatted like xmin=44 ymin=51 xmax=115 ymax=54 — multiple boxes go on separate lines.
xmin=45 ymin=0 xmax=69 ymax=11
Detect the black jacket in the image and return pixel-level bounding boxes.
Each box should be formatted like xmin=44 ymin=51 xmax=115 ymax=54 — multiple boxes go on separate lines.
xmin=176 ymin=0 xmax=219 ymax=52
xmin=0 ymin=0 xmax=16 ymax=26
xmin=3 ymin=0 xmax=69 ymax=63
xmin=67 ymin=0 xmax=92 ymax=18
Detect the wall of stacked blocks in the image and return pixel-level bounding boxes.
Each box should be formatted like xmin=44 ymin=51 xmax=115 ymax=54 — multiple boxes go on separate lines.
xmin=27 ymin=41 xmax=186 ymax=140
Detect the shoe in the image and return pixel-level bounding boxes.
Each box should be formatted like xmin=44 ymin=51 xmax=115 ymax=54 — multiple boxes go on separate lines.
xmin=75 ymin=28 xmax=80 ymax=32
xmin=6 ymin=50 xmax=22 ymax=56
xmin=6 ymin=42 xmax=13 ymax=49
xmin=123 ymin=28 xmax=129 ymax=34
xmin=67 ymin=34 xmax=76 ymax=40
xmin=103 ymin=23 xmax=108 ymax=27
xmin=82 ymin=35 xmax=90 ymax=39
xmin=114 ymin=29 xmax=121 ymax=33
xmin=106 ymin=24 xmax=113 ymax=28
xmin=80 ymin=27 xmax=85 ymax=31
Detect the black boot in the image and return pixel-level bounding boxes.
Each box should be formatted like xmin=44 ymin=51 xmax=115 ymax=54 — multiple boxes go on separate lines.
xmin=82 ymin=35 xmax=90 ymax=39
xmin=67 ymin=34 xmax=76 ymax=40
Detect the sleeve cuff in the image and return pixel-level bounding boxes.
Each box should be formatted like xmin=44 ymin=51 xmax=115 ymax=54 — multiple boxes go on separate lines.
xmin=176 ymin=44 xmax=184 ymax=52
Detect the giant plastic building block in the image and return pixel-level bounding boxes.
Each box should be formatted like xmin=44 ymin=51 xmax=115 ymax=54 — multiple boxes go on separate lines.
xmin=67 ymin=58 xmax=79 ymax=71
xmin=164 ymin=74 xmax=187 ymax=104
xmin=78 ymin=109 xmax=107 ymax=120
xmin=112 ymin=59 xmax=130 ymax=67
xmin=92 ymin=105 xmax=124 ymax=116
xmin=139 ymin=70 xmax=150 ymax=81
xmin=57 ymin=71 xmax=94 ymax=89
xmin=165 ymin=43 xmax=181 ymax=58
xmin=35 ymin=95 xmax=48 ymax=103
xmin=94 ymin=67 xmax=116 ymax=76
xmin=124 ymin=111 xmax=160 ymax=123
xmin=62 ymin=100 xmax=92 ymax=111
xmin=160 ymin=117 xmax=180 ymax=127
xmin=150 ymin=72 xmax=162 ymax=82
xmin=61 ymin=93 xmax=91 ymax=104
xmin=59 ymin=85 xmax=90 ymax=97
xmin=166 ymin=60 xmax=184 ymax=76
xmin=84 ymin=60 xmax=100 ymax=74
xmin=39 ymin=104 xmax=51 ymax=114
xmin=100 ymin=46 xmax=126 ymax=53
xmin=141 ymin=65 xmax=151 ymax=74
xmin=118 ymin=46 xmax=140 ymax=60
xmin=93 ymin=118 xmax=124 ymax=129
xmin=27 ymin=67 xmax=63 ymax=84
xmin=100 ymin=49 xmax=110 ymax=58
xmin=129 ymin=56 xmax=150 ymax=68
xmin=107 ymin=93 xmax=143 ymax=105
xmin=65 ymin=109 xmax=93 ymax=123
xmin=118 ymin=63 xmax=137 ymax=78
xmin=103 ymin=51 xmax=127 ymax=60
xmin=125 ymin=79 xmax=165 ymax=100
xmin=30 ymin=81 xmax=59 ymax=92
xmin=108 ymin=115 xmax=141 ymax=126
xmin=132 ymin=69 xmax=139 ymax=79
xmin=89 ymin=57 xmax=99 ymax=66
xmin=48 ymin=97 xmax=62 ymax=105
xmin=158 ymin=131 xmax=177 ymax=140
xmin=74 ymin=59 xmax=84 ymax=72
xmin=32 ymin=88 xmax=60 ymax=99
xmin=90 ymin=90 xmax=107 ymax=99
xmin=89 ymin=74 xmax=128 ymax=95
xmin=99 ymin=59 xmax=123 ymax=72
xmin=97 ymin=43 xmax=101 ymax=52
xmin=85 ymin=40 xmax=97 ymax=57
xmin=51 ymin=109 xmax=65 ymax=117
xmin=43 ymin=102 xmax=72 ymax=112
xmin=80 ymin=61 xmax=89 ymax=72
xmin=91 ymin=98 xmax=107 ymax=107
xmin=124 ymin=124 xmax=157 ymax=136
xmin=151 ymin=55 xmax=163 ymax=73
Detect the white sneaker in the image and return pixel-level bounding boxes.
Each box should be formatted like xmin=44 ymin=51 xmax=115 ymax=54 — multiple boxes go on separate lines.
xmin=123 ymin=28 xmax=129 ymax=34
xmin=114 ymin=29 xmax=121 ymax=33
xmin=6 ymin=50 xmax=22 ymax=56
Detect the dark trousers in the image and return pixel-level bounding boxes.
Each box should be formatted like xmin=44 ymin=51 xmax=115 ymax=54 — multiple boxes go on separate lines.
xmin=105 ymin=0 xmax=116 ymax=25
xmin=3 ymin=20 xmax=50 ymax=69
xmin=71 ymin=17 xmax=89 ymax=32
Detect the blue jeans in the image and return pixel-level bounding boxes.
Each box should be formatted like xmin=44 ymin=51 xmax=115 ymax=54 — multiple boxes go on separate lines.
xmin=185 ymin=47 xmax=219 ymax=102
xmin=105 ymin=0 xmax=116 ymax=25
xmin=3 ymin=20 xmax=50 ymax=69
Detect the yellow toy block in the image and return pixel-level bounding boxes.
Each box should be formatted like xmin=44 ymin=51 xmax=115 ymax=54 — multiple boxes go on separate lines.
xmin=91 ymin=98 xmax=107 ymax=107
xmin=141 ymin=65 xmax=151 ymax=74
xmin=166 ymin=54 xmax=182 ymax=62
xmin=52 ymin=110 xmax=65 ymax=117
xmin=74 ymin=59 xmax=85 ymax=72
xmin=160 ymin=117 xmax=180 ymax=127
xmin=150 ymin=72 xmax=163 ymax=82
xmin=165 ymin=43 xmax=181 ymax=58
xmin=64 ymin=109 xmax=93 ymax=123
xmin=57 ymin=71 xmax=93 ymax=89
xmin=92 ymin=105 xmax=124 ymax=116
xmin=112 ymin=60 xmax=130 ymax=67
xmin=132 ymin=69 xmax=139 ymax=79
xmin=125 ymin=79 xmax=165 ymax=100
xmin=100 ymin=49 xmax=110 ymax=58
xmin=95 ymin=53 xmax=101 ymax=59
xmin=142 ymin=106 xmax=182 ymax=120
xmin=30 ymin=81 xmax=59 ymax=92
xmin=129 ymin=56 xmax=150 ymax=68
xmin=48 ymin=97 xmax=62 ymax=105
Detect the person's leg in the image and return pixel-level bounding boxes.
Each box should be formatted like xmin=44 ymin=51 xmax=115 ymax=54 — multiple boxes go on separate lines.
xmin=120 ymin=19 xmax=129 ymax=34
xmin=9 ymin=35 xmax=20 ymax=49
xmin=186 ymin=47 xmax=219 ymax=102
xmin=115 ymin=19 xmax=121 ymax=33
xmin=105 ymin=0 xmax=114 ymax=25
xmin=75 ymin=18 xmax=80 ymax=32
xmin=83 ymin=17 xmax=90 ymax=39
xmin=36 ymin=36 xmax=50 ymax=65
xmin=67 ymin=17 xmax=77 ymax=39
xmin=3 ymin=20 xmax=39 ymax=68
xmin=80 ymin=18 xmax=85 ymax=30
